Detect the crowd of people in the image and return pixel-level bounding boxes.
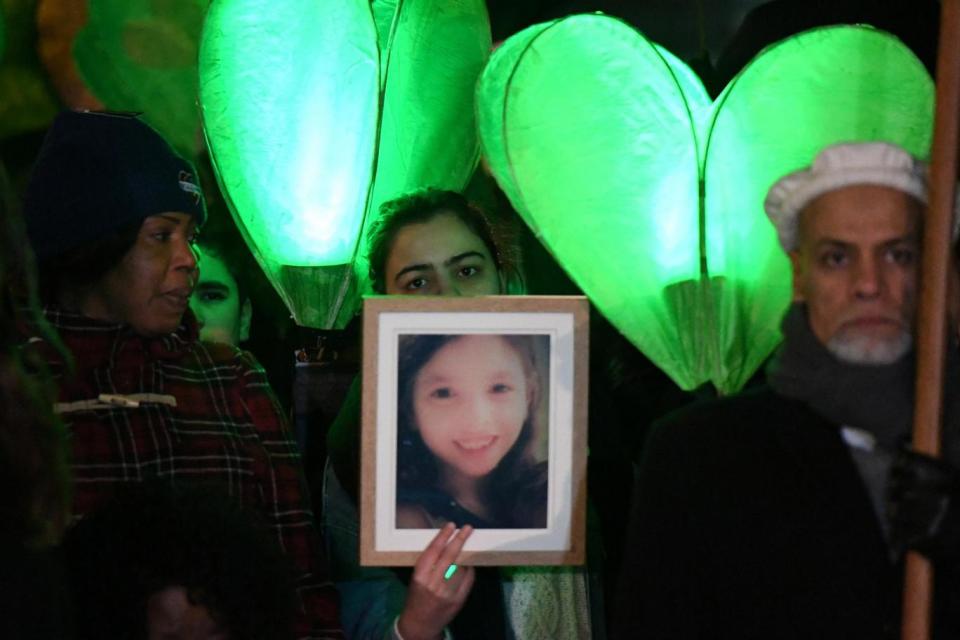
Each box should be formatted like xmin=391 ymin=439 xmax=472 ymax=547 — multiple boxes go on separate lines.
xmin=4 ymin=40 xmax=960 ymax=640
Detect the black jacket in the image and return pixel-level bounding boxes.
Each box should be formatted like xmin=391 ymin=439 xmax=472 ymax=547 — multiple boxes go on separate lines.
xmin=614 ymin=386 xmax=960 ymax=639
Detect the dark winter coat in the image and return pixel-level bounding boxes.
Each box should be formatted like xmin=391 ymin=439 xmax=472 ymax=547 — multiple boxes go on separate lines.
xmin=614 ymin=386 xmax=960 ymax=639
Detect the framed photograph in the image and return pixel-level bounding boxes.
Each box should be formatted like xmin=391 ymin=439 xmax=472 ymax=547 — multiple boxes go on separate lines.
xmin=359 ymin=296 xmax=589 ymax=566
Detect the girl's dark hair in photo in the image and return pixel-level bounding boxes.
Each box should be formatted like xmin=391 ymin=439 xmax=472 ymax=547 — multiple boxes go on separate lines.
xmin=366 ymin=188 xmax=506 ymax=294
xmin=396 ymin=334 xmax=547 ymax=528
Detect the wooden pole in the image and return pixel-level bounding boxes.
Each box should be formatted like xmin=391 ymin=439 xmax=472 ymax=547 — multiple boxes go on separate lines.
xmin=902 ymin=1 xmax=960 ymax=637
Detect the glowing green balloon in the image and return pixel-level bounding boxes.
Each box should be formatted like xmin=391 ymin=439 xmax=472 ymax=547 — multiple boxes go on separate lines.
xmin=200 ymin=0 xmax=490 ymax=328
xmin=478 ymin=14 xmax=705 ymax=390
xmin=478 ymin=18 xmax=933 ymax=394
xmin=73 ymin=0 xmax=207 ymax=157
xmin=200 ymin=0 xmax=379 ymax=329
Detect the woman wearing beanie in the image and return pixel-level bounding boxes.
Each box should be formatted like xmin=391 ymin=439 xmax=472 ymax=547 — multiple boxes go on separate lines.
xmin=20 ymin=110 xmax=342 ymax=640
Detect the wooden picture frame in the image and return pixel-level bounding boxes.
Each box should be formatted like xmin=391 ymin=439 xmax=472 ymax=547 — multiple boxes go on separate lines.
xmin=359 ymin=296 xmax=589 ymax=566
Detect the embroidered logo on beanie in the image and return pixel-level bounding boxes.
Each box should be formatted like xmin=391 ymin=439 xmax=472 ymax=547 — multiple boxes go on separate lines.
xmin=178 ymin=171 xmax=202 ymax=205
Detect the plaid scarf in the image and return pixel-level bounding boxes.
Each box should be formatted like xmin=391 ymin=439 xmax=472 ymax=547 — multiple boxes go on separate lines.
xmin=25 ymin=306 xmax=342 ymax=639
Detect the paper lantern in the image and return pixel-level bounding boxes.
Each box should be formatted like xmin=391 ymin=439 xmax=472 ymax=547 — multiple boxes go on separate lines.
xmin=200 ymin=0 xmax=490 ymax=328
xmin=477 ymin=17 xmax=933 ymax=394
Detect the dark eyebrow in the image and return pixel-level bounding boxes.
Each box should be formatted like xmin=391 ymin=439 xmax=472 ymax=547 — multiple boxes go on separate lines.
xmin=882 ymin=235 xmax=919 ymax=246
xmin=815 ymin=234 xmax=917 ymax=250
xmin=393 ymin=263 xmax=435 ymax=283
xmin=392 ymin=251 xmax=488 ymax=284
xmin=444 ymin=251 xmax=487 ymax=267
xmin=814 ymin=239 xmax=852 ymax=251
xmin=196 ymin=281 xmax=230 ymax=291
xmin=419 ymin=373 xmax=451 ymax=384
xmin=154 ymin=214 xmax=199 ymax=236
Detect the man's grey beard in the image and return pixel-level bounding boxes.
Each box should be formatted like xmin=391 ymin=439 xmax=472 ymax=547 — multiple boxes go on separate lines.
xmin=827 ymin=329 xmax=913 ymax=365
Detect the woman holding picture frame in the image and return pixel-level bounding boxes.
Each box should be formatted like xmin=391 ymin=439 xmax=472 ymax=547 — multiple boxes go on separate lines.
xmin=323 ymin=188 xmax=600 ymax=640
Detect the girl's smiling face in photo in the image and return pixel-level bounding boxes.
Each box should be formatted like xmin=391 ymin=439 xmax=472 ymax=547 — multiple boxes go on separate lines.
xmin=412 ymin=335 xmax=530 ymax=481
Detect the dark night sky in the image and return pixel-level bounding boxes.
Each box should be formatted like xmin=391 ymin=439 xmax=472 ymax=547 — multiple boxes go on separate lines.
xmin=486 ymin=0 xmax=765 ymax=59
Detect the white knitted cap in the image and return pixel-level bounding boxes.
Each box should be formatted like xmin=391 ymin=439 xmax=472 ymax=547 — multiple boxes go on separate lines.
xmin=764 ymin=142 xmax=929 ymax=252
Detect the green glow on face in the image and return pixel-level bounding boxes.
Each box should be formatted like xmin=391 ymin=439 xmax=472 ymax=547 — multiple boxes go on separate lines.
xmin=200 ymin=0 xmax=489 ymax=328
xmin=478 ymin=19 xmax=932 ymax=393
xmin=73 ymin=0 xmax=206 ymax=157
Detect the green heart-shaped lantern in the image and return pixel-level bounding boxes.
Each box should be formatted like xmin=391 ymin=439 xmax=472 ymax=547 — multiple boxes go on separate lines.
xmin=199 ymin=0 xmax=491 ymax=328
xmin=478 ymin=17 xmax=932 ymax=394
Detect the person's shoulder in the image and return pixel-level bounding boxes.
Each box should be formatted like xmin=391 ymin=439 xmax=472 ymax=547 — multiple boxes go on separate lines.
xmin=181 ymin=341 xmax=275 ymax=390
xmin=191 ymin=340 xmax=264 ymax=370
xmin=660 ymin=385 xmax=805 ymax=425
xmin=637 ymin=387 xmax=825 ymax=484
xmin=648 ymin=386 xmax=813 ymax=448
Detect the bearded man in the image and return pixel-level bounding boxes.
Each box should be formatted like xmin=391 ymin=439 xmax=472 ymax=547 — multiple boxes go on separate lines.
xmin=615 ymin=142 xmax=960 ymax=639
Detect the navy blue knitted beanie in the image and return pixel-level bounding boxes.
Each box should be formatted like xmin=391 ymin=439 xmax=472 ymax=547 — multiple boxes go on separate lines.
xmin=23 ymin=111 xmax=207 ymax=261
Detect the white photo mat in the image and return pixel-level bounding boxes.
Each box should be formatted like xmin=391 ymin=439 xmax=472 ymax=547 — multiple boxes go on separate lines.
xmin=360 ymin=296 xmax=589 ymax=566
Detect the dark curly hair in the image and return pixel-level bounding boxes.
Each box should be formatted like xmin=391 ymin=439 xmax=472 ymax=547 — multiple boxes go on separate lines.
xmin=396 ymin=334 xmax=547 ymax=527
xmin=366 ymin=188 xmax=507 ymax=294
xmin=62 ymin=481 xmax=297 ymax=640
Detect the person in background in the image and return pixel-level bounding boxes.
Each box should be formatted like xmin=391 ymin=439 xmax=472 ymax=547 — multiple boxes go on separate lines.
xmin=615 ymin=141 xmax=960 ymax=638
xmin=20 ymin=110 xmax=342 ymax=640
xmin=191 ymin=242 xmax=252 ymax=346
xmin=187 ymin=179 xmax=298 ymax=415
xmin=63 ymin=481 xmax=296 ymax=640
xmin=0 ymin=158 xmax=74 ymax=640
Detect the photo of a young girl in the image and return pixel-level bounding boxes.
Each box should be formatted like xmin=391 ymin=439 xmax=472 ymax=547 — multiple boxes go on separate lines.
xmin=395 ymin=333 xmax=549 ymax=529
